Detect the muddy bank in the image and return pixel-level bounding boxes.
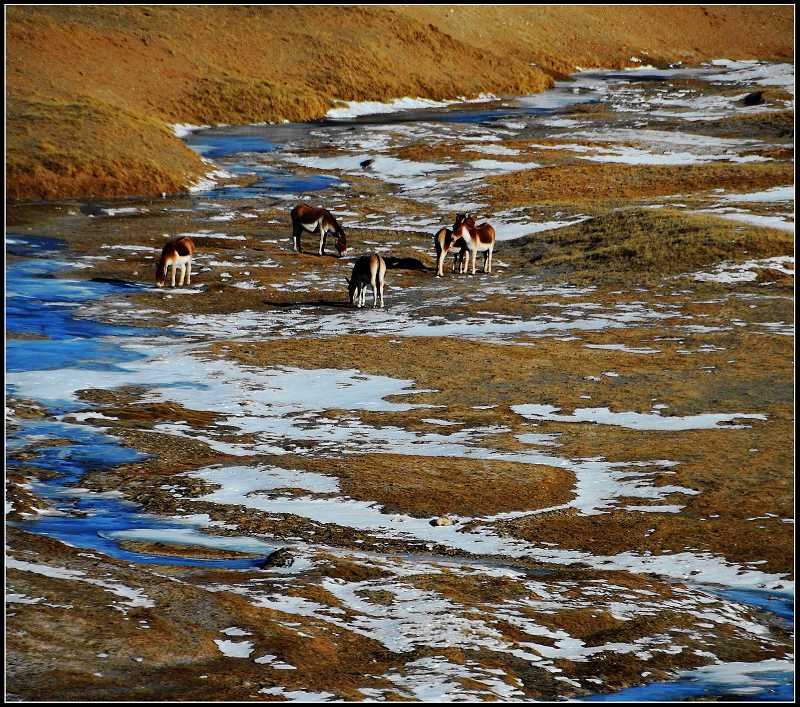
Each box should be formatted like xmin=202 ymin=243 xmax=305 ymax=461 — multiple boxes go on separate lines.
xmin=6 ymin=5 xmax=794 ymax=200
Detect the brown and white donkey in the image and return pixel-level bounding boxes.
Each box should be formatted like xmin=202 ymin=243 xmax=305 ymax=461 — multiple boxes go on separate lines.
xmin=346 ymin=254 xmax=387 ymax=308
xmin=156 ymin=236 xmax=196 ymax=288
xmin=452 ymin=213 xmax=496 ymax=275
xmin=290 ymin=204 xmax=348 ymax=257
xmin=433 ymin=227 xmax=468 ymax=277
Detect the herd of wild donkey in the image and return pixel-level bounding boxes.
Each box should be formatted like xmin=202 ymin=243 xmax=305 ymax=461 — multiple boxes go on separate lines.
xmin=156 ymin=203 xmax=497 ymax=308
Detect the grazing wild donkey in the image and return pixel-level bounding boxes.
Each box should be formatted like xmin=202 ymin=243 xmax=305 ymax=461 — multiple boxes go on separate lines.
xmin=290 ymin=204 xmax=348 ymax=257
xmin=452 ymin=213 xmax=496 ymax=275
xmin=433 ymin=227 xmax=468 ymax=277
xmin=156 ymin=236 xmax=195 ymax=288
xmin=346 ymin=254 xmax=387 ymax=308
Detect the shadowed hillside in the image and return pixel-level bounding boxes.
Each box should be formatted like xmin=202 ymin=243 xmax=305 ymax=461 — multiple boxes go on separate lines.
xmin=6 ymin=5 xmax=794 ymax=201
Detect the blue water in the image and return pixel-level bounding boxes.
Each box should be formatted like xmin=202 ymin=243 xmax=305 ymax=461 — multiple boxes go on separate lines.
xmin=185 ymin=133 xmax=276 ymax=159
xmin=7 ymin=235 xmax=269 ymax=568
xmin=584 ymin=673 xmax=793 ymax=702
xmin=199 ymin=165 xmax=339 ymax=199
xmin=710 ymin=587 xmax=794 ymax=625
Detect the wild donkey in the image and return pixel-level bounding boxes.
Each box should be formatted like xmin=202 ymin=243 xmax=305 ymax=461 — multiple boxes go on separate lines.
xmin=290 ymin=204 xmax=348 ymax=257
xmin=156 ymin=236 xmax=195 ymax=288
xmin=346 ymin=254 xmax=387 ymax=308
xmin=433 ymin=227 xmax=468 ymax=277
xmin=452 ymin=213 xmax=496 ymax=275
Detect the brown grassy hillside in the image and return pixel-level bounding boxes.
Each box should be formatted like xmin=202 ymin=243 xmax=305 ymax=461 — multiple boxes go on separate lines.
xmin=6 ymin=5 xmax=794 ymax=201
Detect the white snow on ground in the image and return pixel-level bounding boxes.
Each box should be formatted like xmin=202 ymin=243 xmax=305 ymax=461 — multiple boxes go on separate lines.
xmin=100 ymin=207 xmax=149 ymax=217
xmin=469 ymin=159 xmax=538 ymax=173
xmin=167 ymin=297 xmax=681 ymax=341
xmin=511 ymin=404 xmax=767 ymax=431
xmin=175 ymin=230 xmax=246 ymax=241
xmin=360 ymin=656 xmax=528 ymax=701
xmin=100 ymin=244 xmax=156 ymax=253
xmin=5 ymin=557 xmax=154 ymax=610
xmin=284 ymin=153 xmax=452 ymax=185
xmin=690 ymin=256 xmax=795 ymax=284
xmin=187 ymin=166 xmax=234 ymax=194
xmin=214 ymin=639 xmax=255 ymax=658
xmin=491 ymin=215 xmax=589 ymax=241
xmin=211 ymin=546 xmax=788 ymax=693
xmin=170 ymin=123 xmax=210 ymax=138
xmin=578 ymin=147 xmax=768 ymax=166
xmin=220 ymin=626 xmax=251 ymax=636
xmin=718 ymin=186 xmax=794 ymax=203
xmin=584 ymin=343 xmax=660 ymax=354
xmin=542 ymin=129 xmax=772 ymax=166
xmin=326 ymin=93 xmax=497 ymax=119
xmin=258 ymin=687 xmax=336 ymax=701
xmin=465 ymin=144 xmax=521 ymax=156
xmin=703 ymin=60 xmax=795 ymax=94
xmin=694 ymin=210 xmax=795 ymax=233
xmin=104 ymin=527 xmax=275 ymax=555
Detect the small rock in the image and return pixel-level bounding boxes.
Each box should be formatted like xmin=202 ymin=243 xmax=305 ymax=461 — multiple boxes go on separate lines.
xmin=741 ymin=91 xmax=765 ymax=106
xmin=430 ymin=516 xmax=454 ymax=527
xmin=261 ymin=547 xmax=295 ymax=568
xmin=360 ymin=158 xmax=375 ymax=170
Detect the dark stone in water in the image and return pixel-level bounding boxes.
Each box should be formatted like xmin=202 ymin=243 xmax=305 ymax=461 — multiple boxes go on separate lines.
xmin=80 ymin=203 xmax=105 ymax=216
xmin=742 ymin=90 xmax=765 ymax=106
xmin=262 ymin=547 xmax=295 ymax=567
xmin=360 ymin=158 xmax=375 ymax=169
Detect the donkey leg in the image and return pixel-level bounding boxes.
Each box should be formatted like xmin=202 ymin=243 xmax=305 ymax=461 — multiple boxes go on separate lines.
xmin=186 ymin=257 xmax=192 ymax=285
xmin=178 ymin=263 xmax=186 ymax=287
xmin=471 ymin=249 xmax=477 ymax=275
xmin=319 ymin=228 xmax=327 ymax=256
xmin=170 ymin=262 xmax=177 ymax=288
xmin=292 ymin=222 xmax=302 ymax=253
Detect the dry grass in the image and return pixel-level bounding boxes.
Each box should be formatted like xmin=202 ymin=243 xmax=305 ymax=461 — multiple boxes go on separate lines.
xmin=481 ymin=162 xmax=795 ymax=208
xmin=6 ymin=97 xmax=204 ymax=201
xmin=505 ymin=208 xmax=794 ymax=282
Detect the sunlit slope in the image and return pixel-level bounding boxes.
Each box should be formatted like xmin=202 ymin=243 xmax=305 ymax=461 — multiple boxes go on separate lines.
xmin=6 ymin=5 xmax=794 ymax=201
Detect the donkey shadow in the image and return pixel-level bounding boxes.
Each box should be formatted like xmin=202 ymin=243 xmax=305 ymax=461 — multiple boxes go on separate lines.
xmin=262 ymin=299 xmax=352 ymax=310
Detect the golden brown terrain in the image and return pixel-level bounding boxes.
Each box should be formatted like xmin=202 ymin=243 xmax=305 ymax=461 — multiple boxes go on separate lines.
xmin=6 ymin=5 xmax=794 ymax=200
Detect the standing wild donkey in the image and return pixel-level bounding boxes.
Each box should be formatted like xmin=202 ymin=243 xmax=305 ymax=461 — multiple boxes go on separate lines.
xmin=433 ymin=227 xmax=468 ymax=277
xmin=290 ymin=204 xmax=348 ymax=257
xmin=452 ymin=213 xmax=496 ymax=275
xmin=156 ymin=236 xmax=195 ymax=288
xmin=346 ymin=254 xmax=387 ymax=308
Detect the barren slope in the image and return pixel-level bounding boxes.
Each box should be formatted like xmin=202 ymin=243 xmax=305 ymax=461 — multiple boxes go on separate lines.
xmin=6 ymin=5 xmax=794 ymax=201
